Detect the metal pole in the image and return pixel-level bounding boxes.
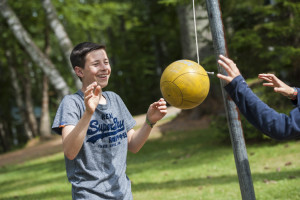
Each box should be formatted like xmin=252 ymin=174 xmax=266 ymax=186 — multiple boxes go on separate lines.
xmin=204 ymin=0 xmax=256 ymax=199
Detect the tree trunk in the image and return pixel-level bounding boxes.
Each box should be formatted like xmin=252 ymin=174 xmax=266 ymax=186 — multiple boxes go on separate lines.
xmin=23 ymin=61 xmax=39 ymax=137
xmin=0 ymin=121 xmax=8 ymax=152
xmin=39 ymin=18 xmax=52 ymax=140
xmin=41 ymin=0 xmax=81 ymax=89
xmin=6 ymin=51 xmax=33 ymax=140
xmin=0 ymin=0 xmax=69 ymax=97
xmin=40 ymin=75 xmax=52 ymax=139
xmin=177 ymin=4 xmax=195 ymax=60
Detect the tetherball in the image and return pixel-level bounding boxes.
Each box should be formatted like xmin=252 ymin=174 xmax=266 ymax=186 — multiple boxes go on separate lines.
xmin=160 ymin=60 xmax=210 ymax=109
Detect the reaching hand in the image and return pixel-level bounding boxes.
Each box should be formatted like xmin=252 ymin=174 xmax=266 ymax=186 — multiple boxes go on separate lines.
xmin=84 ymin=82 xmax=102 ymax=114
xmin=217 ymin=55 xmax=241 ymax=84
xmin=146 ymin=98 xmax=167 ymax=124
xmin=258 ymin=73 xmax=294 ymax=98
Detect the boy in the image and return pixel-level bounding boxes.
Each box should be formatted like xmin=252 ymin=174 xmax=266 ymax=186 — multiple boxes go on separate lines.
xmin=52 ymin=42 xmax=167 ymax=199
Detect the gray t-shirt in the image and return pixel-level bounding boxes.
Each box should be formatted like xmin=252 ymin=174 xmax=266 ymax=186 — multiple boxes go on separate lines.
xmin=52 ymin=90 xmax=136 ymax=200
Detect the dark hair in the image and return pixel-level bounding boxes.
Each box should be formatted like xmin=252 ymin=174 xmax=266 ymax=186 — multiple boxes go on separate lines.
xmin=70 ymin=42 xmax=106 ymax=69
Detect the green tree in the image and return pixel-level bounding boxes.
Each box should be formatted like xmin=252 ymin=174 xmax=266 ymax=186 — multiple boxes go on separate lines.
xmin=215 ymin=0 xmax=300 ymax=141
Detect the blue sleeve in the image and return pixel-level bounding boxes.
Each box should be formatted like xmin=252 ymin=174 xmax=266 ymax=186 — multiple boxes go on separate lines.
xmin=224 ymin=75 xmax=300 ymax=140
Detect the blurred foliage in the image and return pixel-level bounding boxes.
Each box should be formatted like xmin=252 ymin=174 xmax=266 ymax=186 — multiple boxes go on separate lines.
xmin=0 ymin=0 xmax=181 ymax=152
xmin=51 ymin=0 xmax=181 ymax=113
xmin=1 ymin=0 xmax=300 ymax=152
xmin=212 ymin=0 xmax=300 ymax=141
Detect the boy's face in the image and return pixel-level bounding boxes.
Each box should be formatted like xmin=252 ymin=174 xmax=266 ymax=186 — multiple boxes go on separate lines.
xmin=79 ymin=49 xmax=111 ymax=89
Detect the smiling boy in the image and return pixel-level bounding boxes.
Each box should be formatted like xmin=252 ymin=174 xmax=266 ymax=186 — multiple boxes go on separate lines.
xmin=52 ymin=42 xmax=167 ymax=199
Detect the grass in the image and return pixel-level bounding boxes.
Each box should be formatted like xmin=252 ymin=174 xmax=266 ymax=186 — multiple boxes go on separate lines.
xmin=0 ymin=126 xmax=300 ymax=200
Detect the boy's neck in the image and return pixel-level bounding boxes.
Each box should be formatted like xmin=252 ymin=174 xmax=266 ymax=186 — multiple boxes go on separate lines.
xmin=99 ymin=94 xmax=107 ymax=105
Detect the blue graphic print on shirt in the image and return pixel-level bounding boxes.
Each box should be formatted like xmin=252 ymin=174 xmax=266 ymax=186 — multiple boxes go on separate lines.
xmin=87 ymin=113 xmax=126 ymax=144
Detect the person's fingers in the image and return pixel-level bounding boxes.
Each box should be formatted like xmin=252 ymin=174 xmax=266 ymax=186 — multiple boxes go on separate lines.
xmin=157 ymin=105 xmax=167 ymax=110
xmin=219 ymin=55 xmax=236 ymax=68
xmin=217 ymin=59 xmax=230 ymax=71
xmin=84 ymin=87 xmax=95 ymax=96
xmin=262 ymin=83 xmax=275 ymax=87
xmin=259 ymin=74 xmax=278 ymax=82
xmin=217 ymin=60 xmax=234 ymax=79
xmin=217 ymin=73 xmax=231 ymax=82
xmin=94 ymin=85 xmax=102 ymax=96
xmin=84 ymin=93 xmax=93 ymax=101
xmin=85 ymin=82 xmax=97 ymax=95
xmin=159 ymin=110 xmax=167 ymax=114
xmin=260 ymin=77 xmax=273 ymax=83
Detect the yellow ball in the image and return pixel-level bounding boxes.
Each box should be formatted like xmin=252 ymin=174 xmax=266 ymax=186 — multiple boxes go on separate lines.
xmin=160 ymin=60 xmax=210 ymax=109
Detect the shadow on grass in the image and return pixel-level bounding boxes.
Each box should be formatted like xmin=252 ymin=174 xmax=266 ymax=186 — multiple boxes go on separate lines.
xmin=0 ymin=156 xmax=68 ymax=196
xmin=131 ymin=169 xmax=300 ymax=192
xmin=0 ymin=190 xmax=70 ymax=200
xmin=127 ymin=128 xmax=233 ymax=175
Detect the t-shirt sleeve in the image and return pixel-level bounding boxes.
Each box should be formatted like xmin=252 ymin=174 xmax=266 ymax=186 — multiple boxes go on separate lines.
xmin=52 ymin=95 xmax=83 ymax=135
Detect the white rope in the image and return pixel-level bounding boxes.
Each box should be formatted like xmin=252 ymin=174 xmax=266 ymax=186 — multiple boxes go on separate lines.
xmin=192 ymin=0 xmax=214 ymax=75
xmin=192 ymin=0 xmax=200 ymax=64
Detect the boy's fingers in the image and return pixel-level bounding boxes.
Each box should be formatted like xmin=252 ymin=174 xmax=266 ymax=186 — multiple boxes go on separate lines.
xmin=84 ymin=94 xmax=93 ymax=101
xmin=158 ymin=105 xmax=167 ymax=110
xmin=94 ymin=86 xmax=102 ymax=96
xmin=84 ymin=87 xmax=94 ymax=96
xmin=160 ymin=110 xmax=167 ymax=114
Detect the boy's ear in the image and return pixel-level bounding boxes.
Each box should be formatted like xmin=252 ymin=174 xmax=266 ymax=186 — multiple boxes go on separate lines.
xmin=74 ymin=66 xmax=83 ymax=78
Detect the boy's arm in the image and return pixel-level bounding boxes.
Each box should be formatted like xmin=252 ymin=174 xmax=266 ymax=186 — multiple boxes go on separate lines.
xmin=62 ymin=112 xmax=93 ymax=160
xmin=62 ymin=82 xmax=101 ymax=160
xmin=127 ymin=98 xmax=167 ymax=153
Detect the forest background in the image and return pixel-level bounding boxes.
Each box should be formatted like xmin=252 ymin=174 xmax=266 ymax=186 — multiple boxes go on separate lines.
xmin=0 ymin=0 xmax=299 ymax=153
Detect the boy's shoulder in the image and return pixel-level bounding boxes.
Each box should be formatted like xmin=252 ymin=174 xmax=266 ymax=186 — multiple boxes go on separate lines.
xmin=65 ymin=91 xmax=83 ymax=101
xmin=59 ymin=91 xmax=84 ymax=106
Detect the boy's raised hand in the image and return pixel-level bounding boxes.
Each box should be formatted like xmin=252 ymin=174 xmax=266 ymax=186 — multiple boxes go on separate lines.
xmin=147 ymin=98 xmax=167 ymax=124
xmin=258 ymin=73 xmax=295 ymax=98
xmin=84 ymin=82 xmax=102 ymax=114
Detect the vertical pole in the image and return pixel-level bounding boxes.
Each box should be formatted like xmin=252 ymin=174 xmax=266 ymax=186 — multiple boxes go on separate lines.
xmin=204 ymin=0 xmax=256 ymax=199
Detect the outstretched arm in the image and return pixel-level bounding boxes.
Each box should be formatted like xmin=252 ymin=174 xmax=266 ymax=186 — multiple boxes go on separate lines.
xmin=217 ymin=55 xmax=300 ymax=140
xmin=127 ymin=98 xmax=167 ymax=153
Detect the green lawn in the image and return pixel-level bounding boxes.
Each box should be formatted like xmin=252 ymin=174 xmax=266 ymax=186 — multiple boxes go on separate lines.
xmin=0 ymin=127 xmax=300 ymax=200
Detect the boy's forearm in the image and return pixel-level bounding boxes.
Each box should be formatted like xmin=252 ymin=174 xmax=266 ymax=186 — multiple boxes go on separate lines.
xmin=62 ymin=112 xmax=93 ymax=160
xmin=128 ymin=122 xmax=152 ymax=153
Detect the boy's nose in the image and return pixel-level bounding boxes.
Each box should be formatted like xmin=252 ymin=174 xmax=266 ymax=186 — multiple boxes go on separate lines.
xmin=100 ymin=63 xmax=109 ymax=70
